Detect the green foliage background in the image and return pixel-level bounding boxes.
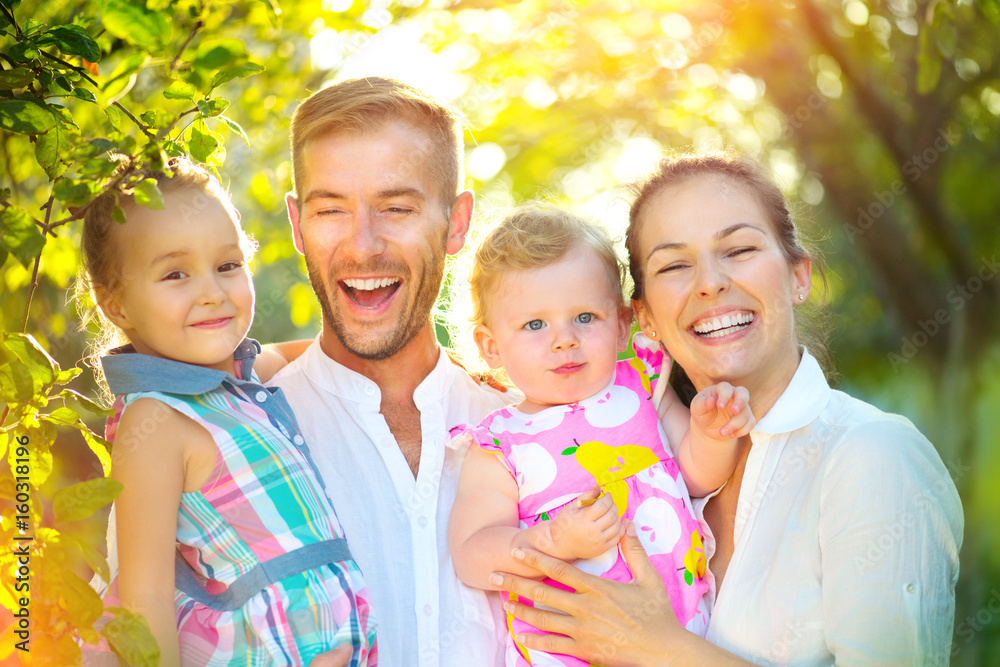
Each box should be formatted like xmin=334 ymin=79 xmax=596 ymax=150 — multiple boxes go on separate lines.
xmin=1 ymin=0 xmax=998 ymax=664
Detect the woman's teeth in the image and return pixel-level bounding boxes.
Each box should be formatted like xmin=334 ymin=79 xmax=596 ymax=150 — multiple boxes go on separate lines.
xmin=693 ymin=312 xmax=754 ymax=338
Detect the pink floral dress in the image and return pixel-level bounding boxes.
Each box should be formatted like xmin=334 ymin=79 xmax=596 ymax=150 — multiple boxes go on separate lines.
xmin=453 ymin=335 xmax=710 ymax=667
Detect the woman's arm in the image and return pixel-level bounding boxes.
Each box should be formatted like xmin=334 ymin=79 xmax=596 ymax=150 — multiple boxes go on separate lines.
xmin=817 ymin=419 xmax=962 ymax=664
xmin=449 ymin=443 xmax=623 ymax=590
xmin=493 ymin=522 xmax=756 ymax=667
xmin=112 ymin=399 xmax=209 ymax=666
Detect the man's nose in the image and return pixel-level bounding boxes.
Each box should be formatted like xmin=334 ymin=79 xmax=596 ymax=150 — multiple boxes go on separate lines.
xmin=343 ymin=208 xmax=387 ymax=262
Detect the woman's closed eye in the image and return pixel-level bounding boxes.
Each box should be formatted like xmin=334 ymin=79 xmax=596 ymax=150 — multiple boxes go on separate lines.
xmin=524 ymin=319 xmax=545 ymax=331
xmin=655 ymin=261 xmax=689 ymax=275
xmin=727 ymin=246 xmax=757 ymax=258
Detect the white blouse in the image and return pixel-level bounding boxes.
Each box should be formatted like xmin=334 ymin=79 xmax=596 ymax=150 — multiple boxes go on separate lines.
xmin=694 ymin=349 xmax=963 ymax=666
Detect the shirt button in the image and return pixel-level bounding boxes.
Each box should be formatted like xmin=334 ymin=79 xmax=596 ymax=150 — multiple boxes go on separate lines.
xmin=418 ymin=516 xmax=428 ymax=528
xmin=293 ymin=435 xmax=305 ymax=446
xmin=254 ymin=391 xmax=268 ymax=403
xmin=364 ymin=384 xmax=376 ymax=396
xmin=423 ymin=604 xmax=432 ymax=616
xmin=905 ymin=583 xmax=917 ymax=594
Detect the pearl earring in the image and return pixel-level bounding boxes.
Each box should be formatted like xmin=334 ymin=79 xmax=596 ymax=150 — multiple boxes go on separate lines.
xmin=650 ymin=331 xmax=657 ymax=338
xmin=798 ymin=294 xmax=805 ymax=301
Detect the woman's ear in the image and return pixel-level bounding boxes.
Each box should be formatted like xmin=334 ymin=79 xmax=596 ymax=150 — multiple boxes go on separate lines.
xmin=633 ymin=299 xmax=656 ymax=339
xmin=793 ymin=256 xmax=813 ymax=303
xmin=473 ymin=324 xmax=503 ymax=369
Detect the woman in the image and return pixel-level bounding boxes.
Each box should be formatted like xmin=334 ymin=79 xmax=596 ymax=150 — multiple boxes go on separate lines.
xmin=490 ymin=151 xmax=963 ymax=665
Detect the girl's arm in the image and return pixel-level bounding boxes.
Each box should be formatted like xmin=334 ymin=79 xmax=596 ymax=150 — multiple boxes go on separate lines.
xmin=112 ymin=399 xmax=214 ymax=665
xmin=255 ymin=339 xmax=313 ymax=382
xmin=660 ymin=383 xmax=755 ymax=497
xmin=449 ymin=443 xmax=623 ymax=591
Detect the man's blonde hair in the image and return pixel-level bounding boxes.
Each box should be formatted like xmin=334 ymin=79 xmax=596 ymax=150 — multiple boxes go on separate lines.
xmin=289 ymin=77 xmax=466 ymax=207
xmin=470 ymin=204 xmax=627 ymax=327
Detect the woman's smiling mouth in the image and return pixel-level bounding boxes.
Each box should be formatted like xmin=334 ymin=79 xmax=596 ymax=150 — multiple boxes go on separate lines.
xmin=692 ymin=311 xmax=756 ymax=339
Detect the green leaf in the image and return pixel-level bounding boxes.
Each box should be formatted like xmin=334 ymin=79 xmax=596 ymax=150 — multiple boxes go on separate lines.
xmin=72 ymin=87 xmax=98 ymax=103
xmin=133 ymin=178 xmax=164 ymax=210
xmin=193 ymin=38 xmax=246 ymax=70
xmin=984 ymin=0 xmax=1000 ymax=25
xmin=60 ymin=388 xmax=114 ymax=417
xmin=80 ymin=427 xmax=112 ymax=476
xmin=101 ymin=0 xmax=170 ymax=47
xmin=35 ymin=121 xmax=73 ymax=179
xmin=0 ymin=99 xmax=56 ymax=134
xmin=62 ymin=531 xmax=112 ymax=584
xmin=112 ymin=204 xmax=127 ymax=224
xmin=63 ymin=571 xmax=105 ymax=629
xmin=0 ymin=247 xmax=7 ymax=267
xmin=102 ymin=607 xmax=160 ymax=667
xmin=46 ymin=406 xmax=80 ymax=425
xmin=3 ymin=333 xmax=57 ymax=388
xmin=0 ymin=345 xmax=35 ymax=403
xmin=0 ymin=68 xmax=34 ymax=90
xmin=105 ymin=104 xmax=123 ymax=131
xmin=935 ymin=20 xmax=957 ymax=60
xmin=38 ymin=25 xmax=102 ymax=62
xmin=196 ymin=97 xmax=230 ymax=117
xmin=218 ymin=115 xmax=249 ymax=146
xmin=540 ymin=512 xmax=550 ymax=521
xmin=138 ymin=108 xmax=177 ymax=130
xmin=187 ymin=119 xmax=221 ymax=163
xmin=53 ymin=178 xmax=100 ymax=207
xmin=53 ymin=477 xmax=123 ymax=523
xmin=210 ymin=62 xmax=264 ymax=89
xmin=0 ymin=206 xmax=45 ymax=267
xmin=561 ymin=446 xmax=578 ymax=455
xmin=684 ymin=570 xmax=693 ymax=586
xmin=163 ymin=79 xmax=198 ymax=100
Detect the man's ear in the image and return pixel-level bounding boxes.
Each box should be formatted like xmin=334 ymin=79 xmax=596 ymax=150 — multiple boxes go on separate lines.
xmin=97 ymin=286 xmax=131 ymax=331
xmin=445 ymin=190 xmax=474 ymax=256
xmin=286 ymin=192 xmax=305 ymax=255
xmin=473 ymin=323 xmax=503 ymax=369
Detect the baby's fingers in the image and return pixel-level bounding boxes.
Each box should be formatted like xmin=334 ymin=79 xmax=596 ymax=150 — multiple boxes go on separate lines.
xmin=720 ymin=409 xmax=756 ymax=437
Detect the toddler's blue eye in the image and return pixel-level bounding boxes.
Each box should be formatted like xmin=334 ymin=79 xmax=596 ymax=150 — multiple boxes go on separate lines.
xmin=576 ymin=313 xmax=594 ymax=324
xmin=524 ymin=319 xmax=544 ymax=331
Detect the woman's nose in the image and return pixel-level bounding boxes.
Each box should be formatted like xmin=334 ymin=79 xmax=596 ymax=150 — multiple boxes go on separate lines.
xmin=694 ymin=258 xmax=729 ymax=298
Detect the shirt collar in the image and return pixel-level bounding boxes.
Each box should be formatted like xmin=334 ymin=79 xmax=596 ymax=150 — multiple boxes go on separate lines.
xmin=101 ymin=338 xmax=261 ymax=396
xmin=753 ymin=347 xmax=830 ymax=435
xmin=299 ymin=337 xmax=470 ymax=406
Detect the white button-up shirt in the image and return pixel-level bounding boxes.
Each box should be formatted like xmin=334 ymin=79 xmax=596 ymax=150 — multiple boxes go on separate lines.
xmin=694 ymin=349 xmax=963 ymax=665
xmin=270 ymin=341 xmax=512 ymax=667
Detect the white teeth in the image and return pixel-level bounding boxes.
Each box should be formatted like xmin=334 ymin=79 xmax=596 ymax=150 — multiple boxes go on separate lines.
xmin=343 ymin=277 xmax=399 ymax=291
xmin=693 ymin=312 xmax=754 ymax=336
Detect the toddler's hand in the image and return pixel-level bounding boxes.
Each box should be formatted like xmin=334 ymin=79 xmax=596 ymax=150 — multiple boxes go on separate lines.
xmin=548 ymin=485 xmax=624 ymax=561
xmin=690 ymin=382 xmax=756 ymax=441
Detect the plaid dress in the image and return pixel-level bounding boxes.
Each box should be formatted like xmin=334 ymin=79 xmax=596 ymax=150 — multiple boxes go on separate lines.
xmin=95 ymin=339 xmax=376 ymax=666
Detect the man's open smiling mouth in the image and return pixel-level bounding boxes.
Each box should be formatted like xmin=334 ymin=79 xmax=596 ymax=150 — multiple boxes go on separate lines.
xmin=340 ymin=277 xmax=401 ymax=309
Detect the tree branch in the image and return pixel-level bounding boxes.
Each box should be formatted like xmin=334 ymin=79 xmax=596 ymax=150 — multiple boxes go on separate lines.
xmin=40 ymin=49 xmax=99 ymax=88
xmin=0 ymin=2 xmax=21 ymax=40
xmin=799 ymin=0 xmax=976 ymax=286
xmin=112 ymin=101 xmax=156 ymax=139
xmin=170 ymin=21 xmax=203 ymax=72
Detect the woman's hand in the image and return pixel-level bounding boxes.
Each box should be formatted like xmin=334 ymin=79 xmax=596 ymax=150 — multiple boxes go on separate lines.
xmin=491 ymin=521 xmax=682 ymax=666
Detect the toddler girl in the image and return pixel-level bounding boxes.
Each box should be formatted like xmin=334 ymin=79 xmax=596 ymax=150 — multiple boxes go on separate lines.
xmin=448 ymin=205 xmax=754 ymax=667
xmin=80 ymin=157 xmax=376 ymax=666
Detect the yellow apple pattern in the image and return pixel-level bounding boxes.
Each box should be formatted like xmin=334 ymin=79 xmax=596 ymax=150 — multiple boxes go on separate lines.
xmin=565 ymin=439 xmax=659 ymax=517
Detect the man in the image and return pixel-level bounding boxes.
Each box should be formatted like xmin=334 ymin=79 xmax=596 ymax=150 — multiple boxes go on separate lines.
xmin=271 ymin=77 xmax=509 ymax=666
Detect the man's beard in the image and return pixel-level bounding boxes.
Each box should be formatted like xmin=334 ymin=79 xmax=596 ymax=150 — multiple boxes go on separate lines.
xmin=305 ymin=245 xmax=446 ymax=361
